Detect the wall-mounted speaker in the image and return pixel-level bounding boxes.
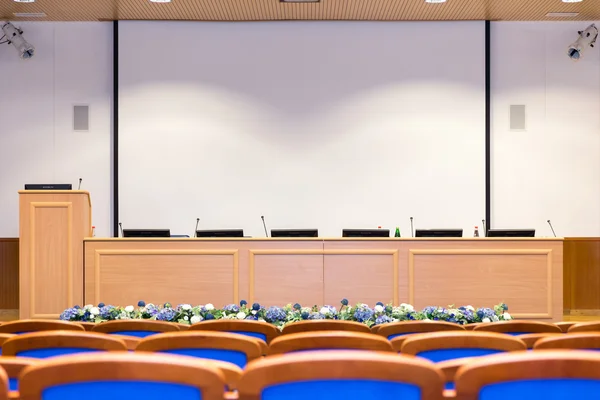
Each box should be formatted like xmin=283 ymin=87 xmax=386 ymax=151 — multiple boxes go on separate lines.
xmin=509 ymin=104 xmax=526 ymax=131
xmin=73 ymin=105 xmax=89 ymax=131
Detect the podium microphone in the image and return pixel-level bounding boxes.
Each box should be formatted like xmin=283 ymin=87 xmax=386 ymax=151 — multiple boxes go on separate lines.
xmin=118 ymin=222 xmax=123 ymax=238
xmin=194 ymin=218 xmax=200 ymax=237
xmin=482 ymin=219 xmax=486 ymax=237
xmin=261 ymin=215 xmax=269 ymax=237
xmin=547 ymin=220 xmax=557 ymax=237
xmin=410 ymin=217 xmax=414 ymax=237
xmin=77 ymin=178 xmax=82 ymax=190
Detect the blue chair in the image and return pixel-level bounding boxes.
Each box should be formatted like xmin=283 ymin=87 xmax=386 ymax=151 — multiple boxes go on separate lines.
xmin=377 ymin=321 xmax=466 ymax=341
xmin=518 ymin=333 xmax=563 ymax=349
xmin=534 ymin=332 xmax=600 ymax=350
xmin=188 ymin=320 xmax=279 ymax=343
xmin=0 ymin=356 xmax=39 ymax=398
xmin=454 ymin=350 xmax=600 ymax=400
xmin=18 ymin=352 xmax=226 ymax=400
xmin=0 ymin=363 xmax=7 ymax=400
xmin=567 ymin=321 xmax=600 ymax=334
xmin=136 ymin=331 xmax=262 ymax=369
xmin=268 ymin=331 xmax=394 ymax=355
xmin=0 ymin=335 xmax=14 ymax=354
xmin=91 ymin=320 xmax=180 ymax=338
xmin=1 ymin=331 xmax=127 ymax=359
xmin=473 ymin=321 xmax=561 ymax=336
xmin=238 ymin=349 xmax=445 ymax=400
xmin=281 ymin=320 xmax=372 ymax=335
xmin=0 ymin=320 xmax=85 ymax=335
xmin=400 ymin=331 xmax=526 ymax=363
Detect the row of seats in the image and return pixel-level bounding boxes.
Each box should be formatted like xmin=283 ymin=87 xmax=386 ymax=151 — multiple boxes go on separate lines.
xmin=2 ymin=348 xmax=600 ymax=400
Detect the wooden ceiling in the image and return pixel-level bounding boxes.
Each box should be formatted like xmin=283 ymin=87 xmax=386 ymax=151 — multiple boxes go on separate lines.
xmin=1 ymin=0 xmax=598 ymax=22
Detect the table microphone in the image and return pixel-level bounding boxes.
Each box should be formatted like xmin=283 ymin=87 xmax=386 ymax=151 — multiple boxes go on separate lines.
xmin=194 ymin=218 xmax=200 ymax=237
xmin=547 ymin=220 xmax=557 ymax=237
xmin=261 ymin=215 xmax=269 ymax=237
xmin=482 ymin=219 xmax=486 ymax=237
xmin=77 ymin=178 xmax=82 ymax=190
xmin=118 ymin=222 xmax=123 ymax=238
xmin=410 ymin=217 xmax=414 ymax=237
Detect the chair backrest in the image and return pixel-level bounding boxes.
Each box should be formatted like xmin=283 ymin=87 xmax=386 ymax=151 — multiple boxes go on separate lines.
xmin=518 ymin=333 xmax=563 ymax=349
xmin=78 ymin=322 xmax=96 ymax=331
xmin=193 ymin=359 xmax=242 ymax=391
xmin=281 ymin=320 xmax=372 ymax=335
xmin=176 ymin=323 xmax=190 ymax=331
xmin=473 ymin=321 xmax=561 ymax=334
xmin=463 ymin=324 xmax=481 ymax=331
xmin=400 ymin=331 xmax=526 ymax=362
xmin=91 ymin=320 xmax=180 ymax=337
xmin=454 ymin=350 xmax=600 ymax=400
xmin=188 ymin=320 xmax=279 ymax=343
xmin=268 ymin=331 xmax=394 ymax=355
xmin=0 ymin=365 xmax=7 ymax=400
xmin=0 ymin=320 xmax=85 ymax=334
xmin=377 ymin=321 xmax=466 ymax=340
xmin=534 ymin=333 xmax=600 ymax=350
xmin=110 ymin=334 xmax=142 ymax=351
xmin=567 ymin=321 xmax=600 ymax=333
xmin=2 ymin=331 xmax=128 ymax=358
xmin=437 ymin=357 xmax=476 ymax=393
xmin=239 ymin=350 xmax=445 ymax=400
xmin=0 ymin=335 xmax=15 ymax=349
xmin=18 ymin=352 xmax=226 ymax=400
xmin=555 ymin=321 xmax=576 ymax=333
xmin=0 ymin=356 xmax=39 ymax=395
xmin=135 ymin=331 xmax=262 ymax=368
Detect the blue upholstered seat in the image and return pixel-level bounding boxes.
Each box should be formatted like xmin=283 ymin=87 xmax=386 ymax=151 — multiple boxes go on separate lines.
xmin=108 ymin=331 xmax=161 ymax=338
xmin=417 ymin=348 xmax=503 ymax=362
xmin=160 ymin=348 xmax=248 ymax=368
xmin=40 ymin=381 xmax=202 ymax=400
xmin=8 ymin=377 xmax=18 ymax=391
xmin=15 ymin=348 xmax=102 ymax=359
xmin=261 ymin=379 xmax=421 ymax=400
xmin=387 ymin=332 xmax=413 ymax=340
xmin=229 ymin=330 xmax=267 ymax=342
xmin=479 ymin=378 xmax=600 ymax=400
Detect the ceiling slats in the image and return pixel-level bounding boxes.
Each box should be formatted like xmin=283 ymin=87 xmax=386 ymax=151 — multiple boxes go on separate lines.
xmin=1 ymin=0 xmax=597 ymax=22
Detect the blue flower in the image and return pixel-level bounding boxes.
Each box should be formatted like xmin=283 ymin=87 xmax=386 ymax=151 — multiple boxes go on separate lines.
xmin=74 ymin=305 xmax=81 ymax=309
xmin=264 ymin=306 xmax=287 ymax=322
xmin=99 ymin=305 xmax=115 ymax=319
xmin=252 ymin=303 xmax=261 ymax=311
xmin=502 ymin=303 xmax=508 ymax=311
xmin=138 ymin=300 xmax=146 ymax=307
xmin=145 ymin=304 xmax=159 ymax=317
xmin=477 ymin=308 xmax=495 ymax=320
xmin=353 ymin=306 xmax=374 ymax=323
xmin=59 ymin=308 xmax=79 ymax=321
xmin=240 ymin=300 xmax=248 ymax=307
xmin=341 ymin=299 xmax=349 ymax=306
xmin=224 ymin=304 xmax=240 ymax=313
xmin=375 ymin=315 xmax=392 ymax=325
xmin=301 ymin=311 xmax=309 ymax=320
xmin=245 ymin=315 xmax=258 ymax=320
xmin=97 ymin=302 xmax=105 ymax=308
xmin=376 ymin=302 xmax=384 ymax=307
xmin=293 ymin=303 xmax=302 ymax=310
xmin=156 ymin=308 xmax=177 ymax=321
xmin=205 ymin=313 xmax=215 ymax=320
xmin=308 ymin=312 xmax=325 ymax=320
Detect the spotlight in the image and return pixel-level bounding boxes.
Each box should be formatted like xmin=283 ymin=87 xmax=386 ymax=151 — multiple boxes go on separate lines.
xmin=567 ymin=23 xmax=598 ymax=61
xmin=1 ymin=21 xmax=35 ymax=59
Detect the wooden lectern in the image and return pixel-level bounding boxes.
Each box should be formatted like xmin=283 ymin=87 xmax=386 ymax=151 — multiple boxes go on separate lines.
xmin=18 ymin=191 xmax=91 ymax=319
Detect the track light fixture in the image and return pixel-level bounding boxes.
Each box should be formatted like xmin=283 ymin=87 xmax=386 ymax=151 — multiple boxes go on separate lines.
xmin=1 ymin=21 xmax=35 ymax=59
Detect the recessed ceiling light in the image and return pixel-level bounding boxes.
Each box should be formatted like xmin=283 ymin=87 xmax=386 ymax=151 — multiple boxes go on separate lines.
xmin=546 ymin=12 xmax=579 ymax=17
xmin=150 ymin=0 xmax=172 ymax=2
xmin=425 ymin=0 xmax=447 ymax=3
xmin=13 ymin=12 xmax=46 ymax=17
xmin=562 ymin=0 xmax=583 ymax=2
xmin=280 ymin=0 xmax=320 ymax=2
xmin=14 ymin=0 xmax=35 ymax=3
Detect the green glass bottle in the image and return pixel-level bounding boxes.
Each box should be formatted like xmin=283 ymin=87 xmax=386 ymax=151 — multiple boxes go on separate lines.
xmin=394 ymin=227 xmax=401 ymax=237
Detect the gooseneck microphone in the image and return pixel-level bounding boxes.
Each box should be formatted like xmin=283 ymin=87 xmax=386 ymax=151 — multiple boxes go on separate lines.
xmin=194 ymin=218 xmax=200 ymax=238
xmin=547 ymin=220 xmax=557 ymax=237
xmin=77 ymin=178 xmax=82 ymax=190
xmin=410 ymin=217 xmax=414 ymax=237
xmin=261 ymin=215 xmax=268 ymax=237
xmin=118 ymin=222 xmax=123 ymax=238
xmin=482 ymin=219 xmax=486 ymax=237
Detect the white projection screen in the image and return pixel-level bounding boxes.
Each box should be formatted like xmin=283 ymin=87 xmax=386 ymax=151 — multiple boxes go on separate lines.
xmin=119 ymin=21 xmax=485 ymax=238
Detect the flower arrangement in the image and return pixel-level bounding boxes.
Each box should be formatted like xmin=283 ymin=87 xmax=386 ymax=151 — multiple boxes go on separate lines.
xmin=59 ymin=300 xmax=511 ymax=329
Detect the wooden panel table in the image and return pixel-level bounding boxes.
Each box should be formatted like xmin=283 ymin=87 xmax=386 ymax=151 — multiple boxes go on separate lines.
xmin=84 ymin=238 xmax=563 ymax=321
xmin=564 ymin=237 xmax=600 ymax=314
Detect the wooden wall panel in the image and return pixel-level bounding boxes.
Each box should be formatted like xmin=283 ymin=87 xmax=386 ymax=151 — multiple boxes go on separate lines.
xmin=564 ymin=238 xmax=600 ymax=312
xmin=0 ymin=238 xmax=19 ymax=310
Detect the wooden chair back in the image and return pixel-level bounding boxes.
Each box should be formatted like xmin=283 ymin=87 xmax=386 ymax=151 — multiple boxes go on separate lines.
xmin=188 ymin=320 xmax=279 ymax=343
xmin=2 ymin=331 xmax=128 ymax=358
xmin=200 ymin=360 xmax=243 ymax=391
xmin=567 ymin=321 xmax=600 ymax=333
xmin=0 ymin=320 xmax=84 ymax=334
xmin=136 ymin=331 xmax=263 ymax=368
xmin=239 ymin=350 xmax=445 ymax=400
xmin=176 ymin=323 xmax=190 ymax=331
xmin=454 ymin=350 xmax=600 ymax=400
xmin=0 ymin=335 xmax=15 ymax=348
xmin=0 ymin=366 xmax=7 ymax=400
xmin=473 ymin=320 xmax=561 ymax=334
xmin=281 ymin=320 xmax=371 ymax=335
xmin=268 ymin=331 xmax=394 ymax=355
xmin=78 ymin=322 xmax=96 ymax=331
xmin=110 ymin=334 xmax=142 ymax=351
xmin=18 ymin=352 xmax=226 ymax=400
xmin=91 ymin=320 xmax=180 ymax=337
xmin=518 ymin=333 xmax=563 ymax=349
xmin=400 ymin=331 xmax=526 ymax=362
xmin=437 ymin=357 xmax=476 ymax=398
xmin=534 ymin=333 xmax=600 ymax=350
xmin=555 ymin=321 xmax=577 ymax=333
xmin=463 ymin=324 xmax=481 ymax=331
xmin=377 ymin=321 xmax=466 ymax=341
xmin=0 ymin=357 xmax=39 ymax=400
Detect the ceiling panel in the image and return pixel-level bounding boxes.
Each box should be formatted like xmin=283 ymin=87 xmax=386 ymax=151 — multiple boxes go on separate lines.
xmin=1 ymin=0 xmax=599 ymax=22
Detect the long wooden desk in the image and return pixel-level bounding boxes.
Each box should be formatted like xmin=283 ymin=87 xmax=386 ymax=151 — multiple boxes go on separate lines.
xmin=84 ymin=238 xmax=563 ymax=321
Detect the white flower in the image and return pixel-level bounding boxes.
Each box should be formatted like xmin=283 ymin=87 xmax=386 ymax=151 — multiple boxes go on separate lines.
xmin=205 ymin=303 xmax=215 ymax=311
xmin=466 ymin=305 xmax=475 ymax=311
xmin=374 ymin=305 xmax=384 ymax=313
xmin=183 ymin=316 xmax=189 ymax=321
xmin=251 ymin=310 xmax=257 ymax=315
xmin=236 ymin=311 xmax=247 ymax=320
xmin=503 ymin=312 xmax=512 ymax=320
xmin=482 ymin=317 xmax=491 ymax=323
xmin=90 ymin=307 xmax=100 ymax=316
xmin=258 ymin=318 xmax=265 ymax=322
xmin=84 ymin=304 xmax=93 ymax=310
xmin=190 ymin=315 xmax=202 ymax=324
xmin=400 ymin=303 xmax=414 ymax=312
xmin=492 ymin=315 xmax=499 ymax=322
xmin=125 ymin=305 xmax=134 ymax=313
xmin=320 ymin=307 xmax=330 ymax=315
xmin=181 ymin=304 xmax=192 ymax=311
